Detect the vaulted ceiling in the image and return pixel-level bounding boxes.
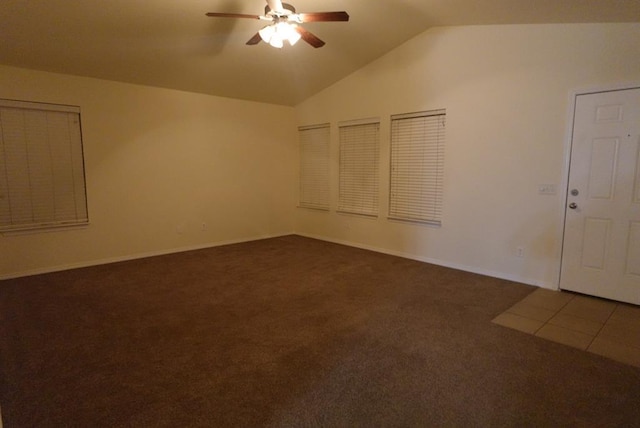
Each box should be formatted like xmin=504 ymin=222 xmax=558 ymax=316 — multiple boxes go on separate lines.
xmin=2 ymin=0 xmax=640 ymax=105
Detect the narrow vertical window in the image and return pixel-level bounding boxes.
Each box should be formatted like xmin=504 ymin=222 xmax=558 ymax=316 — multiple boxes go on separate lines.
xmin=0 ymin=99 xmax=88 ymax=232
xmin=389 ymin=109 xmax=445 ymax=225
xmin=338 ymin=118 xmax=380 ymax=217
xmin=298 ymin=123 xmax=330 ymax=210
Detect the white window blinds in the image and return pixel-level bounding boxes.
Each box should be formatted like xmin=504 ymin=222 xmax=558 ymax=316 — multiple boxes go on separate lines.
xmin=299 ymin=123 xmax=330 ymax=210
xmin=389 ymin=109 xmax=445 ymax=225
xmin=338 ymin=119 xmax=380 ymax=217
xmin=0 ymin=99 xmax=88 ymax=232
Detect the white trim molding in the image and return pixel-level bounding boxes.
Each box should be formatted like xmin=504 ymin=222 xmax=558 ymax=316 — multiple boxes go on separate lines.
xmin=0 ymin=233 xmax=292 ymax=280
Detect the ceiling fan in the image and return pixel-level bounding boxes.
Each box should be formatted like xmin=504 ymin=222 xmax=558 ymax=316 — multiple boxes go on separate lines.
xmin=206 ymin=0 xmax=349 ymax=48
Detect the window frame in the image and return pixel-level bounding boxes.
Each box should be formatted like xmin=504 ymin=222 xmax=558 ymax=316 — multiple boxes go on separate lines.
xmin=388 ymin=109 xmax=446 ymax=226
xmin=298 ymin=123 xmax=331 ymax=211
xmin=0 ymin=98 xmax=89 ymax=233
xmin=337 ymin=118 xmax=381 ymax=217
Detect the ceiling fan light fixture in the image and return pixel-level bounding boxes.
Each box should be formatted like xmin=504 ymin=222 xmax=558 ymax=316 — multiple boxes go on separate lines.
xmin=284 ymin=23 xmax=301 ymax=45
xmin=259 ymin=22 xmax=301 ymax=48
xmin=258 ymin=25 xmax=276 ymax=43
xmin=206 ymin=1 xmax=349 ymax=48
xmin=269 ymin=34 xmax=284 ymax=48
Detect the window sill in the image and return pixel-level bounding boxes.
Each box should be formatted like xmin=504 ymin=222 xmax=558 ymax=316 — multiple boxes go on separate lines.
xmin=1 ymin=222 xmax=90 ymax=236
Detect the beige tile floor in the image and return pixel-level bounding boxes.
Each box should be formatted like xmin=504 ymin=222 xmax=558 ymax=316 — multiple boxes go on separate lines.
xmin=492 ymin=288 xmax=640 ymax=368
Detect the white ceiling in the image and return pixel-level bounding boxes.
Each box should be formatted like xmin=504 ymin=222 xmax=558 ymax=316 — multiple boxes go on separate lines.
xmin=2 ymin=0 xmax=640 ymax=106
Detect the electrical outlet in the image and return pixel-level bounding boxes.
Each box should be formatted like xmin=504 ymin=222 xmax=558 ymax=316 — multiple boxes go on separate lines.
xmin=516 ymin=247 xmax=524 ymax=258
xmin=201 ymin=222 xmax=207 ymax=231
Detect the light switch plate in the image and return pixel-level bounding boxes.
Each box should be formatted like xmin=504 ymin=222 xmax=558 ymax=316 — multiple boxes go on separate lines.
xmin=538 ymin=184 xmax=557 ymax=195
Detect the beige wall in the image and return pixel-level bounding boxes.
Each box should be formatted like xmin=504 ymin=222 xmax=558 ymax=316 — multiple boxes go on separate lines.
xmin=294 ymin=23 xmax=640 ymax=288
xmin=0 ymin=66 xmax=297 ymax=278
xmin=4 ymin=23 xmax=640 ymax=286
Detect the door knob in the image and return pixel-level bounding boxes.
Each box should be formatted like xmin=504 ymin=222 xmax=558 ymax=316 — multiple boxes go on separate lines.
xmin=569 ymin=202 xmax=577 ymax=209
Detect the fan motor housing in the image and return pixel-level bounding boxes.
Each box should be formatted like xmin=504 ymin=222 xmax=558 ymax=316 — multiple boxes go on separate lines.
xmin=265 ymin=3 xmax=296 ymax=16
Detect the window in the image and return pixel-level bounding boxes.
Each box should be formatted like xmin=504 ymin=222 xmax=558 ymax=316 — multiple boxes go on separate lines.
xmin=389 ymin=109 xmax=445 ymax=225
xmin=298 ymin=123 xmax=330 ymax=210
xmin=0 ymin=99 xmax=88 ymax=232
xmin=338 ymin=118 xmax=380 ymax=217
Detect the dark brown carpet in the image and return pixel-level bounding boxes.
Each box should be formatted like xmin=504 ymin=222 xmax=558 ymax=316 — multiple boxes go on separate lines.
xmin=1 ymin=235 xmax=639 ymax=427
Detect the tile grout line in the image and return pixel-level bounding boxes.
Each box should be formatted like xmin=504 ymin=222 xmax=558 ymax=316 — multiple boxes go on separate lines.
xmin=586 ymin=303 xmax=620 ymax=350
xmin=496 ymin=292 xmax=640 ymax=367
xmin=531 ymin=293 xmax=576 ymax=336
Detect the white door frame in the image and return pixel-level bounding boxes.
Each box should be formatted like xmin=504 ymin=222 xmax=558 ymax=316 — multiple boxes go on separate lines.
xmin=558 ymin=81 xmax=640 ymax=290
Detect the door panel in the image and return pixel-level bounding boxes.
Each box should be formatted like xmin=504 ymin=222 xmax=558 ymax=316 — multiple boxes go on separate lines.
xmin=581 ymin=218 xmax=610 ymax=270
xmin=561 ymin=87 xmax=640 ymax=305
xmin=635 ymin=146 xmax=640 ymax=203
xmin=627 ymin=222 xmax=640 ymax=276
xmin=587 ymin=138 xmax=618 ymax=200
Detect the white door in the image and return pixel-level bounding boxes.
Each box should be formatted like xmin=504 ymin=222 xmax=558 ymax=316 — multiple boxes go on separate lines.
xmin=560 ymin=87 xmax=640 ymax=305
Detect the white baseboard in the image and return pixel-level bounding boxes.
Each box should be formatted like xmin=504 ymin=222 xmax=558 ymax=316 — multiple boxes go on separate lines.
xmin=2 ymin=233 xmax=557 ymax=290
xmin=297 ymin=233 xmax=556 ymax=290
xmin=1 ymin=233 xmax=292 ymax=280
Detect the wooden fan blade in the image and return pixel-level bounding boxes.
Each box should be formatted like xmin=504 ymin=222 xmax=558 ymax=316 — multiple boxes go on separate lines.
xmin=294 ymin=26 xmax=325 ymax=48
xmin=205 ymin=12 xmax=262 ymax=19
xmin=297 ymin=11 xmax=349 ymax=22
xmin=246 ymin=33 xmax=263 ymax=45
